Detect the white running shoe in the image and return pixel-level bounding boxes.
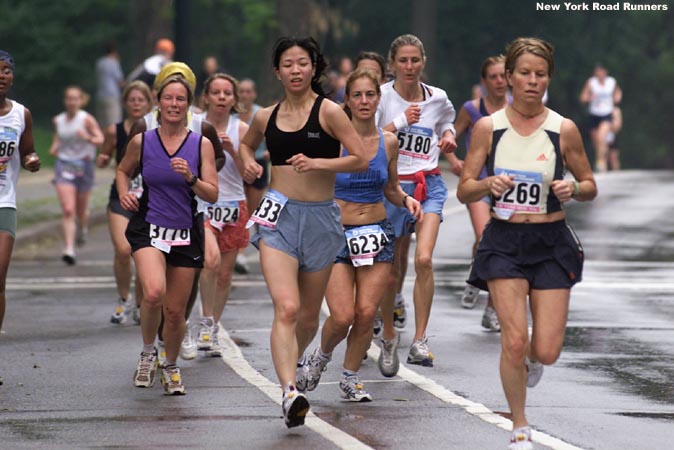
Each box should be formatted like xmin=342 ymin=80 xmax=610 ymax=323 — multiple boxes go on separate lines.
xmin=393 ymin=294 xmax=407 ymax=330
xmin=508 ymin=426 xmax=533 ymax=450
xmin=157 ymin=340 xmax=167 ymax=366
xmin=372 ymin=311 xmax=383 ymax=339
xmin=234 ymin=253 xmax=249 ymax=274
xmin=303 ymin=347 xmax=330 ymax=392
xmin=339 ymin=374 xmax=372 ymax=402
xmin=481 ymin=305 xmax=501 ymax=332
xmin=460 ymin=284 xmax=480 ymax=309
xmin=180 ymin=323 xmax=198 ymax=360
xmin=160 ymin=364 xmax=186 ymax=395
xmin=206 ymin=325 xmax=223 ymax=357
xmin=407 ymin=337 xmax=435 ymax=367
xmin=378 ymin=333 xmax=400 ymax=377
xmin=525 ymin=357 xmax=544 ymax=388
xmin=196 ymin=320 xmax=214 ymax=351
xmin=133 ymin=349 xmax=158 ymax=388
xmin=131 ymin=303 xmax=141 ymax=325
xmin=110 ymin=298 xmax=135 ymax=324
xmin=282 ymin=388 xmax=310 ymax=428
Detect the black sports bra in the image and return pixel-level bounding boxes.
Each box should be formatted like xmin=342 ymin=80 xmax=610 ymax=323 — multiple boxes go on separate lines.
xmin=265 ymin=96 xmax=341 ymax=166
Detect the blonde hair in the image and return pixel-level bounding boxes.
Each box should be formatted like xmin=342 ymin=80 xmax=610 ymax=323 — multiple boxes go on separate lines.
xmin=202 ymin=73 xmax=242 ymax=114
xmin=481 ymin=55 xmax=506 ymax=79
xmin=64 ymin=85 xmax=90 ymax=108
xmin=388 ymin=34 xmax=426 ymax=64
xmin=122 ymin=80 xmax=152 ymax=104
xmin=505 ymin=37 xmax=555 ymax=78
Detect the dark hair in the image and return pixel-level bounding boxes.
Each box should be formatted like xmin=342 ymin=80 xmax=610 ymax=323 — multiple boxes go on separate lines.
xmin=104 ymin=41 xmax=117 ymax=55
xmin=272 ymin=36 xmax=328 ymax=96
xmin=354 ymin=51 xmax=387 ymax=81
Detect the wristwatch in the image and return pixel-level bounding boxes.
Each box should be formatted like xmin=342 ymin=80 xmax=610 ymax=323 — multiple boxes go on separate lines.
xmin=187 ymin=174 xmax=198 ymax=186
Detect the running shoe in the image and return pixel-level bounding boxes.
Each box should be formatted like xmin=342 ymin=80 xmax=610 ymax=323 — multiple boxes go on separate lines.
xmin=160 ymin=364 xmax=186 ymax=395
xmin=481 ymin=305 xmax=501 ymax=332
xmin=339 ymin=374 xmax=372 ymax=402
xmin=133 ymin=348 xmax=158 ymax=388
xmin=62 ymin=252 xmax=76 ymax=266
xmin=180 ymin=323 xmax=198 ymax=360
xmin=378 ymin=333 xmax=400 ymax=377
xmin=282 ymin=388 xmax=310 ymax=428
xmin=110 ymin=298 xmax=134 ymax=324
xmin=157 ymin=340 xmax=167 ymax=366
xmin=460 ymin=284 xmax=480 ymax=309
xmin=303 ymin=347 xmax=330 ymax=392
xmin=234 ymin=253 xmax=249 ymax=274
xmin=508 ymin=426 xmax=533 ymax=450
xmin=525 ymin=357 xmax=544 ymax=388
xmin=196 ymin=320 xmax=214 ymax=351
xmin=407 ymin=337 xmax=434 ymax=367
xmin=206 ymin=332 xmax=223 ymax=357
xmin=373 ymin=311 xmax=383 ymax=339
xmin=296 ymin=355 xmax=308 ymax=392
xmin=393 ymin=294 xmax=407 ymax=330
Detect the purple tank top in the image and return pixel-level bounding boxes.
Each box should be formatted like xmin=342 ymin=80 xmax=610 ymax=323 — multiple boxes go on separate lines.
xmin=140 ymin=129 xmax=202 ymax=229
xmin=463 ymin=98 xmax=492 ymax=180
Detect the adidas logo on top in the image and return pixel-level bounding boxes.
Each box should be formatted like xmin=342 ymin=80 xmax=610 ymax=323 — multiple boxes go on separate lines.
xmin=536 ymin=153 xmax=548 ymax=161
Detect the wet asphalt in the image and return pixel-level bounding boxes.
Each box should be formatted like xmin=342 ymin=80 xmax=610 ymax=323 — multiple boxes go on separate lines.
xmin=1 ymin=170 xmax=673 ymax=449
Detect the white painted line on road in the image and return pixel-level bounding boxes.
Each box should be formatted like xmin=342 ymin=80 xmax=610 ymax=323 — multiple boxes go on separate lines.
xmin=319 ymin=301 xmax=583 ymax=450
xmin=217 ymin=327 xmax=373 ymax=450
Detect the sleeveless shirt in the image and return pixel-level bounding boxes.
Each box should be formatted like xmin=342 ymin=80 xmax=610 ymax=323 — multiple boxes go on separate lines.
xmin=265 ymin=96 xmax=340 ymax=166
xmin=0 ymin=100 xmax=25 ymax=208
xmin=334 ymin=129 xmax=388 ymax=204
xmin=487 ymin=108 xmax=564 ymax=217
xmin=138 ymin=129 xmax=202 ymax=229
xmin=55 ymin=110 xmax=97 ymax=161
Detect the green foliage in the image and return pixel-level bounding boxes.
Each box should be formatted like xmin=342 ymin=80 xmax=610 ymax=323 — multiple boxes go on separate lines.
xmin=1 ymin=0 xmax=672 ymax=168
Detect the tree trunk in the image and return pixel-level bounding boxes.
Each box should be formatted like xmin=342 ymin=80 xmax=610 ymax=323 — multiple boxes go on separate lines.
xmin=412 ymin=0 xmax=437 ymax=82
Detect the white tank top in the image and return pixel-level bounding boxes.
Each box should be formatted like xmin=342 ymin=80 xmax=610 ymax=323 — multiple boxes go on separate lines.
xmin=199 ymin=114 xmax=243 ymax=203
xmin=489 ymin=108 xmax=565 ymax=220
xmin=55 ymin=110 xmax=97 ymax=161
xmin=0 ymin=100 xmax=26 ymax=208
xmin=588 ymin=76 xmax=616 ymax=116
xmin=376 ymin=81 xmax=456 ymax=175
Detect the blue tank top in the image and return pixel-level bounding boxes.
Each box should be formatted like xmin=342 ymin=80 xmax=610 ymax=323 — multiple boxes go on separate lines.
xmin=462 ymin=98 xmax=489 ymax=150
xmin=138 ymin=129 xmax=202 ymax=229
xmin=334 ymin=129 xmax=388 ymax=204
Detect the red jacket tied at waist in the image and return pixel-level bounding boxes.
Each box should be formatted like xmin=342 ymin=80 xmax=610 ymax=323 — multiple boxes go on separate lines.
xmin=398 ymin=168 xmax=441 ymax=203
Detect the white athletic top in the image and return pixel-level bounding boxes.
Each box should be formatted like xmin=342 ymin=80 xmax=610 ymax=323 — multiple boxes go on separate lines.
xmin=489 ymin=108 xmax=565 ymax=219
xmin=376 ymin=81 xmax=456 ymax=175
xmin=588 ymin=76 xmax=616 ymax=116
xmin=55 ymin=110 xmax=97 ymax=161
xmin=0 ymin=100 xmax=25 ymax=208
xmin=203 ymin=114 xmax=243 ymax=202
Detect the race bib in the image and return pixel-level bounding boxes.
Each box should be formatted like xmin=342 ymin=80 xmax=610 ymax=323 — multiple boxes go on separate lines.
xmin=493 ymin=168 xmax=543 ymax=220
xmin=206 ymin=201 xmax=239 ymax=231
xmin=345 ymin=224 xmax=389 ymax=267
xmin=397 ymin=125 xmax=433 ymax=163
xmin=246 ymin=190 xmax=288 ymax=229
xmin=61 ymin=160 xmax=85 ymax=181
xmin=149 ymin=224 xmax=191 ymax=253
xmin=129 ymin=174 xmax=144 ymax=198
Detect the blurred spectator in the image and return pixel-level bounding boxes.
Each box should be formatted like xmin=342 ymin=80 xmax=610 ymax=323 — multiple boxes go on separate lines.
xmin=197 ymin=56 xmax=222 ymax=109
xmin=95 ymin=42 xmax=124 ymax=128
xmin=126 ymin=38 xmax=175 ymax=90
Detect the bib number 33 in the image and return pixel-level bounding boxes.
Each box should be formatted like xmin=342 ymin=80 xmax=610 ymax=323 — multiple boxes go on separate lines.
xmin=246 ymin=190 xmax=288 ymax=229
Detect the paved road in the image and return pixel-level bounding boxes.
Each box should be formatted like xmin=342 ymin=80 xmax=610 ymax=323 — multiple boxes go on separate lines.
xmin=1 ymin=170 xmax=673 ymax=449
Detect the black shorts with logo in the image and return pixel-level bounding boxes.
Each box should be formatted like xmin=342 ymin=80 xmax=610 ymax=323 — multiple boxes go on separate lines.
xmin=125 ymin=213 xmax=205 ymax=268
